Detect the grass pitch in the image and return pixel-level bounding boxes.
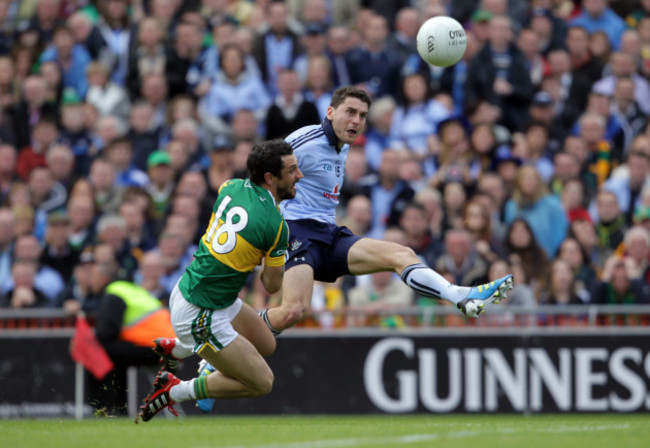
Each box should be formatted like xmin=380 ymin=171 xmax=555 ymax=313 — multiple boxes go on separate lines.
xmin=3 ymin=414 xmax=648 ymax=448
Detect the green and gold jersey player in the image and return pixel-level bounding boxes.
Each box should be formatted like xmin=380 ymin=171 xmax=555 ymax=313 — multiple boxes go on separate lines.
xmin=178 ymin=177 xmax=289 ymax=310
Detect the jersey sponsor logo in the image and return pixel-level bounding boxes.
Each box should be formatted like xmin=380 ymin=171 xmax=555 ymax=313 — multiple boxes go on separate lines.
xmin=323 ymin=184 xmax=340 ymax=202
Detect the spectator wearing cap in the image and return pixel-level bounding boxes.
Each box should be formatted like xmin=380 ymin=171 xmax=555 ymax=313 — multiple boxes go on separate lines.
xmin=492 ymin=143 xmax=522 ymax=192
xmin=464 ymin=14 xmax=534 ymax=133
xmin=571 ymin=0 xmax=627 ymax=50
xmin=468 ymin=9 xmax=493 ymax=45
xmin=145 ymin=150 xmax=175 ymax=222
xmin=528 ymin=90 xmax=566 ymax=153
xmin=57 ymin=91 xmax=94 ymax=176
xmin=200 ymin=44 xmax=270 ymax=140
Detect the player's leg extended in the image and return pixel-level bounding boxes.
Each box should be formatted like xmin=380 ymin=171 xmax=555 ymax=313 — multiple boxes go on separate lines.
xmin=347 ymin=238 xmax=513 ymax=317
xmin=263 ymin=264 xmax=315 ymax=333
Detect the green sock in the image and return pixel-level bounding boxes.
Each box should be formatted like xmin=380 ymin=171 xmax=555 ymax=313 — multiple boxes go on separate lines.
xmin=193 ymin=375 xmax=210 ymax=400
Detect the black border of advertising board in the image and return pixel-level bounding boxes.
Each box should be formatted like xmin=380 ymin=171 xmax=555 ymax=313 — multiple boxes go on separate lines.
xmin=2 ymin=331 xmax=650 ymax=417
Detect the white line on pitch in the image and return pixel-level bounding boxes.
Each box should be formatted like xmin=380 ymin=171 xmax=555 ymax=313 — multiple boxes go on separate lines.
xmin=202 ymin=423 xmax=631 ymax=448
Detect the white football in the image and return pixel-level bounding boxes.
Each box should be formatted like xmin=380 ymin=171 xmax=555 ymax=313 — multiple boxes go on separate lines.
xmin=416 ymin=16 xmax=467 ymax=67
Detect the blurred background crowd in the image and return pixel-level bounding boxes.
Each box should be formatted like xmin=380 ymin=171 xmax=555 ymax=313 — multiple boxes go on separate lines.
xmin=0 ymin=0 xmax=649 ymax=327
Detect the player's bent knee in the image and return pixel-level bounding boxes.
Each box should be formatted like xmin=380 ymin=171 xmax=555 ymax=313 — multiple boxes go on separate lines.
xmin=251 ymin=371 xmax=274 ymax=396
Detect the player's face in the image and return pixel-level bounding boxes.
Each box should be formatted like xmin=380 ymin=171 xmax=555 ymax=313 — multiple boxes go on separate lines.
xmin=275 ymin=154 xmax=303 ymax=200
xmin=327 ymin=97 xmax=369 ymax=145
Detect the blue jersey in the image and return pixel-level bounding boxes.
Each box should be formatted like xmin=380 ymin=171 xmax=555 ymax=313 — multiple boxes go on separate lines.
xmin=280 ymin=120 xmax=348 ymax=224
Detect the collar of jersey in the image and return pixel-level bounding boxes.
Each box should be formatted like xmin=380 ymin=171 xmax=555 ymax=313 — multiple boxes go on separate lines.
xmin=248 ymin=179 xmax=277 ymax=208
xmin=322 ymin=118 xmax=341 ymax=152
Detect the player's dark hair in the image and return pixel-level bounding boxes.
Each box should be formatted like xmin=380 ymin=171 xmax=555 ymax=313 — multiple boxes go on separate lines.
xmin=330 ymin=86 xmax=372 ymax=110
xmin=247 ymin=139 xmax=293 ymax=186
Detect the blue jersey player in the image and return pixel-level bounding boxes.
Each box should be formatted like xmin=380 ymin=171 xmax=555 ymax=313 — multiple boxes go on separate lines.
xmin=257 ymin=86 xmax=514 ymax=335
xmin=193 ymin=86 xmax=514 ymax=414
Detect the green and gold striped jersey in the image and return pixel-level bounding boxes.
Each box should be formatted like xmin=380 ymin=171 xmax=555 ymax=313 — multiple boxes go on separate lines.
xmin=178 ymin=179 xmax=288 ymax=309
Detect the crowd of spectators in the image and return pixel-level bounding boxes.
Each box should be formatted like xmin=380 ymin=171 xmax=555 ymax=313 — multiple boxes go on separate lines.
xmin=0 ymin=0 xmax=649 ymax=327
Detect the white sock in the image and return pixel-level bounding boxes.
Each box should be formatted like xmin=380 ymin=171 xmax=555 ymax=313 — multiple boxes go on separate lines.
xmin=171 ymin=341 xmax=193 ymax=359
xmin=170 ymin=379 xmax=196 ymax=402
xmin=400 ymin=263 xmax=470 ymax=305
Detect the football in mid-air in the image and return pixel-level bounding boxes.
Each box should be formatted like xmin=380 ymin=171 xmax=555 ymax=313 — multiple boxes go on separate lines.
xmin=416 ymin=16 xmax=467 ymax=67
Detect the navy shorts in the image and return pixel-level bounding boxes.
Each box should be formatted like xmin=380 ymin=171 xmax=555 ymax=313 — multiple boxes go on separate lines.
xmin=285 ymin=219 xmax=361 ymax=283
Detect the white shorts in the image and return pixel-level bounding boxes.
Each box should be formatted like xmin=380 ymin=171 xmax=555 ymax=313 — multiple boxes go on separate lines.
xmin=169 ymin=283 xmax=243 ymax=354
